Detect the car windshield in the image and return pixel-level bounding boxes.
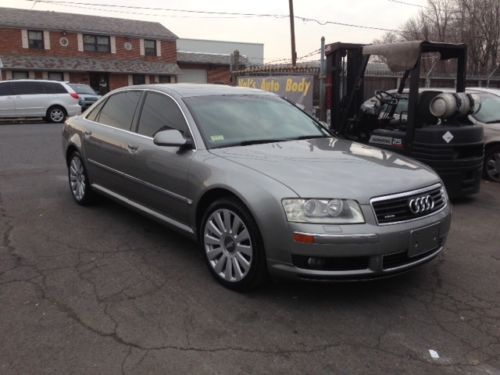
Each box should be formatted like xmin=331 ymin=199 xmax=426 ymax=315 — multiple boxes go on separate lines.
xmin=70 ymin=84 xmax=97 ymax=95
xmin=472 ymin=92 xmax=500 ymax=124
xmin=183 ymin=95 xmax=329 ymax=149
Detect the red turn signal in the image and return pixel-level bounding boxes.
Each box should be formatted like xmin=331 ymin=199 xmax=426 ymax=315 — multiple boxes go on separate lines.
xmin=293 ymin=233 xmax=316 ymax=244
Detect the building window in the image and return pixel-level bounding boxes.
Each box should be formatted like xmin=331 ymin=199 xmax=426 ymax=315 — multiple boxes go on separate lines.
xmin=48 ymin=72 xmax=64 ymax=81
xmin=144 ymin=39 xmax=156 ymax=56
xmin=12 ymin=71 xmax=29 ymax=80
xmin=28 ymin=30 xmax=44 ymax=49
xmin=159 ymin=75 xmax=170 ymax=83
xmin=83 ymin=34 xmax=110 ymax=52
xmin=133 ymin=75 xmax=146 ymax=85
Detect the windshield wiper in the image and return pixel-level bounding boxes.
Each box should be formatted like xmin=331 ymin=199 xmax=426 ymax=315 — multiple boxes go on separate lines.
xmin=237 ymin=138 xmax=289 ymax=146
xmin=292 ymin=135 xmax=329 ymax=140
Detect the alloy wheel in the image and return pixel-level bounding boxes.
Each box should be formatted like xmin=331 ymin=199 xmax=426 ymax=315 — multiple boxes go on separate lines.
xmin=69 ymin=156 xmax=86 ymax=201
xmin=50 ymin=108 xmax=65 ymax=123
xmin=203 ymin=208 xmax=253 ymax=282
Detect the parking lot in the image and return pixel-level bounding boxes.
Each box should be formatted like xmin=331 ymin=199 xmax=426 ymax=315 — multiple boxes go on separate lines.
xmin=0 ymin=122 xmax=499 ymax=374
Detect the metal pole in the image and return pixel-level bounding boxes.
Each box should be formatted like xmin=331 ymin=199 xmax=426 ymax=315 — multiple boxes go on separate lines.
xmin=319 ymin=37 xmax=326 ymax=121
xmin=487 ymin=64 xmax=499 ymax=88
xmin=289 ymin=0 xmax=297 ymax=66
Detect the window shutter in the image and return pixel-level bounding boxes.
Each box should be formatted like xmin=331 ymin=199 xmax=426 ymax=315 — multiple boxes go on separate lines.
xmin=110 ymin=36 xmax=116 ymax=54
xmin=77 ymin=33 xmax=83 ymax=52
xmin=156 ymin=40 xmax=161 ymax=57
xmin=43 ymin=31 xmax=51 ymax=49
xmin=127 ymin=74 xmax=133 ymax=86
xmin=64 ymin=72 xmax=70 ymax=81
xmin=21 ymin=30 xmax=28 ymax=48
xmin=42 ymin=72 xmax=48 ymax=79
xmin=139 ymin=39 xmax=145 ymax=56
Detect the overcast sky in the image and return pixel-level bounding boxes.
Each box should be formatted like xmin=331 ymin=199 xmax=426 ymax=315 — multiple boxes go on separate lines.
xmin=0 ymin=0 xmax=424 ymax=62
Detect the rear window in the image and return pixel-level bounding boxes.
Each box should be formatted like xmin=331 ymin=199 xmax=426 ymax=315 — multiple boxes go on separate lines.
xmin=97 ymin=91 xmax=142 ymax=130
xmin=70 ymin=84 xmax=97 ymax=95
xmin=43 ymin=82 xmax=68 ymax=94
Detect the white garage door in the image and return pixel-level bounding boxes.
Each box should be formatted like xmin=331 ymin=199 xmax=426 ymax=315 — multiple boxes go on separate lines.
xmin=177 ymin=69 xmax=208 ymax=83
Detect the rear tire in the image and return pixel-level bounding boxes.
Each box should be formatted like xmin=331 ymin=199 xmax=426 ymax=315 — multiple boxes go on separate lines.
xmin=484 ymin=145 xmax=500 ymax=182
xmin=200 ymin=198 xmax=267 ymax=292
xmin=47 ymin=105 xmax=66 ymax=123
xmin=67 ymin=151 xmax=96 ymax=205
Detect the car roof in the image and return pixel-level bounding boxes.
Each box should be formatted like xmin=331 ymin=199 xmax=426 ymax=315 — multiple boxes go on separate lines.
xmin=1 ymin=79 xmax=66 ymax=84
xmin=118 ymin=83 xmax=276 ymax=98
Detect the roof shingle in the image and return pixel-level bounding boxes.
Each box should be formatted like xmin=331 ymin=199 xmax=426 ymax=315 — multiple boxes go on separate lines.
xmin=0 ymin=55 xmax=181 ymax=75
xmin=0 ymin=7 xmax=177 ymax=40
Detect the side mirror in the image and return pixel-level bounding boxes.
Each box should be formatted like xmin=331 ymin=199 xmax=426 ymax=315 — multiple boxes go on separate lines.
xmin=153 ymin=129 xmax=192 ymax=148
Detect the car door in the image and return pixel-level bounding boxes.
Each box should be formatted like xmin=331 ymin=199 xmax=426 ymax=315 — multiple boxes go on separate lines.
xmin=12 ymin=81 xmax=47 ymax=117
xmin=83 ymin=90 xmax=143 ymax=198
xmin=0 ymin=82 xmax=16 ymax=117
xmin=123 ymin=91 xmax=196 ymax=226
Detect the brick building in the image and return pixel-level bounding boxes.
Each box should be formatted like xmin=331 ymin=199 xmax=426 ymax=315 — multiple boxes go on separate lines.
xmin=0 ymin=7 xmax=181 ymax=94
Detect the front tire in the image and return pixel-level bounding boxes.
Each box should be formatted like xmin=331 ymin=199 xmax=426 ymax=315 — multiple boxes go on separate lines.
xmin=200 ymin=198 xmax=267 ymax=292
xmin=47 ymin=105 xmax=66 ymax=123
xmin=68 ymin=152 xmax=96 ymax=205
xmin=484 ymin=145 xmax=500 ymax=182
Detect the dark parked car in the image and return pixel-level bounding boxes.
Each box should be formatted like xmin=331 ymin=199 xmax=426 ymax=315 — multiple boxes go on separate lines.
xmin=62 ymin=84 xmax=451 ymax=291
xmin=69 ymin=83 xmax=100 ymax=111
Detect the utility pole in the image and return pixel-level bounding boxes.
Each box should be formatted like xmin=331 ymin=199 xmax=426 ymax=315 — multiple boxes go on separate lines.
xmin=289 ymin=0 xmax=297 ymax=66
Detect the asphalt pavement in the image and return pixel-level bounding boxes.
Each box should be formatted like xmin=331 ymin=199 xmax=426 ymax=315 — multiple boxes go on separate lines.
xmin=0 ymin=122 xmax=499 ymax=374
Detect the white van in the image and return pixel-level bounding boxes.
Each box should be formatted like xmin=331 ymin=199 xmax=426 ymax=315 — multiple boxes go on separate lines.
xmin=0 ymin=80 xmax=81 ymax=123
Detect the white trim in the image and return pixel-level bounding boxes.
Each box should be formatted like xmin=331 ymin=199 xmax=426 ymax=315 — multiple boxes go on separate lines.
xmin=170 ymin=75 xmax=176 ymax=83
xmin=145 ymin=75 xmax=150 ymax=84
xmin=42 ymin=72 xmax=48 ymax=79
xmin=156 ymin=40 xmax=161 ymax=57
xmin=21 ymin=30 xmax=28 ymax=49
xmin=154 ymin=75 xmax=159 ymax=83
xmin=43 ymin=31 xmax=51 ymax=50
xmin=127 ymin=74 xmax=133 ymax=86
xmin=77 ymin=33 xmax=83 ymax=52
xmin=110 ymin=36 xmax=116 ymax=54
xmin=63 ymin=72 xmax=70 ymax=81
xmin=139 ymin=38 xmax=145 ymax=56
xmin=28 ymin=71 xmax=35 ymax=79
xmin=6 ymin=71 xmax=12 ymax=80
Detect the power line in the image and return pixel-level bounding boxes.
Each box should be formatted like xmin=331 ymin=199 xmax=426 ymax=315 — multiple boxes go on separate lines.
xmin=27 ymin=0 xmax=398 ymax=32
xmin=387 ymin=0 xmax=425 ymax=8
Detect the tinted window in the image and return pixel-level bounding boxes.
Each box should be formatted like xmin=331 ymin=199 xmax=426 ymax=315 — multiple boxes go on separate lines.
xmin=43 ymin=82 xmax=67 ymax=94
xmin=137 ymin=92 xmax=188 ymax=137
xmin=98 ymin=91 xmax=141 ymax=130
xmin=133 ymin=75 xmax=145 ymax=85
xmin=0 ymin=82 xmax=13 ymax=96
xmin=86 ymin=100 xmax=105 ymax=121
xmin=11 ymin=81 xmax=46 ymax=95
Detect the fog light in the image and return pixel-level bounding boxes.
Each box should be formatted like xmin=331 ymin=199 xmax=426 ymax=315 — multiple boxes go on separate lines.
xmin=293 ymin=233 xmax=316 ymax=244
xmin=307 ymin=257 xmax=325 ymax=268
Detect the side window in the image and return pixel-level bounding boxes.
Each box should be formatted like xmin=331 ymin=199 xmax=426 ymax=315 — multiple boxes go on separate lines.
xmin=86 ymin=100 xmax=106 ymax=121
xmin=11 ymin=81 xmax=45 ymax=95
xmin=98 ymin=91 xmax=141 ymax=130
xmin=43 ymin=82 xmax=67 ymax=94
xmin=0 ymin=82 xmax=13 ymax=96
xmin=137 ymin=92 xmax=189 ymax=137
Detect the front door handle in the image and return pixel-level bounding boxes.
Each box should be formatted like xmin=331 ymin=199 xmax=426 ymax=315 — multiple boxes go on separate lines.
xmin=127 ymin=144 xmax=139 ymax=152
xmin=84 ymin=130 xmax=92 ymax=137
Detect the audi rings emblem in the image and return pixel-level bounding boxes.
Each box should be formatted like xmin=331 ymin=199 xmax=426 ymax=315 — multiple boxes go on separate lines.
xmin=408 ymin=194 xmax=435 ymax=214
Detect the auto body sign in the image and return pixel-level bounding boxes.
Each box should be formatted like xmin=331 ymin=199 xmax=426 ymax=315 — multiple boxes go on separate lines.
xmin=237 ymin=75 xmax=314 ymax=114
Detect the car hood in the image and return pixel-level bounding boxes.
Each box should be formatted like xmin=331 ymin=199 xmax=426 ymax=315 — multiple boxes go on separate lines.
xmin=209 ymin=137 xmax=441 ymax=203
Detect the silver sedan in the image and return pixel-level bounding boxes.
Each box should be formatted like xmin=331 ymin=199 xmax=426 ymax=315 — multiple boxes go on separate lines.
xmin=62 ymin=84 xmax=451 ymax=291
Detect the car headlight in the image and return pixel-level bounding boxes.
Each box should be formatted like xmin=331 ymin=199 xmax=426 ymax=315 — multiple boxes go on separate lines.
xmin=282 ymin=198 xmax=365 ymax=224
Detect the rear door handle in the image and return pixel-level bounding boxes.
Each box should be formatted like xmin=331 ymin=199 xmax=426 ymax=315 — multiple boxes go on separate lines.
xmin=127 ymin=144 xmax=139 ymax=152
xmin=84 ymin=130 xmax=92 ymax=137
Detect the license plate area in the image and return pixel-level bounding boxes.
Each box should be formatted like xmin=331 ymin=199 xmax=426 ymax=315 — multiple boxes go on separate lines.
xmin=408 ymin=223 xmax=440 ymax=257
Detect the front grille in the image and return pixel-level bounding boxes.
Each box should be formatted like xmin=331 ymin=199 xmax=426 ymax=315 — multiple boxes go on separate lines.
xmin=383 ymin=246 xmax=441 ymax=270
xmin=371 ymin=185 xmax=446 ymax=225
xmin=292 ymin=255 xmax=369 ymax=271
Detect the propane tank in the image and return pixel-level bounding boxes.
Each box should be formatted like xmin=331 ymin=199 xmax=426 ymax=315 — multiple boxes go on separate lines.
xmin=429 ymin=93 xmax=481 ymax=119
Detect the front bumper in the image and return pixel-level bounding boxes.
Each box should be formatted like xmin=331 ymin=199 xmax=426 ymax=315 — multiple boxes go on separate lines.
xmin=267 ymin=204 xmax=451 ymax=280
